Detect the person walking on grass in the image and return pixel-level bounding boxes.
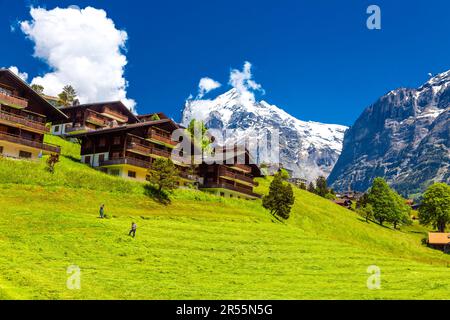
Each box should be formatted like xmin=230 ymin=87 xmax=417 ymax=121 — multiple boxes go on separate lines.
xmin=129 ymin=222 xmax=137 ymax=238
xmin=99 ymin=204 xmax=105 ymax=219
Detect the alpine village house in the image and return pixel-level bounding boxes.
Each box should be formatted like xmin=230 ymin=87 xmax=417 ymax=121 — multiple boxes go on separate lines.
xmin=0 ymin=69 xmax=261 ymax=199
xmin=0 ymin=69 xmax=67 ymax=159
xmin=0 ymin=68 xmax=261 ymax=199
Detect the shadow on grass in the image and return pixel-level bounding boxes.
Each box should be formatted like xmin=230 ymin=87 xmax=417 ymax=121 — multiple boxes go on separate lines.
xmin=144 ymin=185 xmax=171 ymax=205
xmin=62 ymin=155 xmax=82 ymax=163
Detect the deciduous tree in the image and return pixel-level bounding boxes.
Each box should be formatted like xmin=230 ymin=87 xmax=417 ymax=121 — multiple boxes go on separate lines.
xmin=419 ymin=183 xmax=450 ymax=232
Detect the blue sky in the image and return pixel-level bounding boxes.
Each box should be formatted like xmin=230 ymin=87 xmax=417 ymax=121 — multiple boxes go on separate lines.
xmin=1 ymin=0 xmax=450 ymax=125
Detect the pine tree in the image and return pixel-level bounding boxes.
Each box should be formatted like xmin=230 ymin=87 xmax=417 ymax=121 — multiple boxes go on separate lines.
xmin=31 ymin=84 xmax=44 ymax=94
xmin=147 ymin=158 xmax=179 ymax=194
xmin=315 ymin=176 xmax=329 ymax=197
xmin=263 ymin=173 xmax=295 ymax=220
xmin=307 ymin=182 xmax=316 ymax=194
xmin=57 ymin=85 xmax=78 ymax=107
xmin=150 ymin=113 xmax=160 ymax=121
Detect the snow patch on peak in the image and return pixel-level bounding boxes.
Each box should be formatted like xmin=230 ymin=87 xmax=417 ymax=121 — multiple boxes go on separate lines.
xmin=181 ymin=89 xmax=348 ymax=181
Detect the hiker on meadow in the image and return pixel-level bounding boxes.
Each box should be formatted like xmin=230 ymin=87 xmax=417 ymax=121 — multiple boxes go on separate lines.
xmin=99 ymin=204 xmax=105 ymax=218
xmin=129 ymin=222 xmax=137 ymax=238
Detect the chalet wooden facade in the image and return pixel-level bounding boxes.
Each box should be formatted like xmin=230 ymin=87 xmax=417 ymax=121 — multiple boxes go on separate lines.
xmin=71 ymin=119 xmax=196 ymax=184
xmin=51 ymin=101 xmax=139 ymax=136
xmin=427 ymin=233 xmax=450 ymax=253
xmin=0 ymin=69 xmax=67 ymax=159
xmin=72 ymin=117 xmax=262 ymax=199
xmin=198 ymin=147 xmax=262 ymax=199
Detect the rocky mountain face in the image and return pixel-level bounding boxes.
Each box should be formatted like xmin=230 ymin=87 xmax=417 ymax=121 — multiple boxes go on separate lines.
xmin=328 ymin=70 xmax=450 ymax=196
xmin=181 ymin=89 xmax=348 ymax=181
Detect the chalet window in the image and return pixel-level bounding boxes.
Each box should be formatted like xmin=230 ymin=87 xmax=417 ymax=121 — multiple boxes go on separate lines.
xmin=54 ymin=125 xmax=60 ymax=133
xmin=113 ymin=136 xmax=121 ymax=145
xmin=112 ymin=152 xmax=120 ymax=159
xmin=19 ymin=151 xmax=32 ymax=159
xmin=85 ymin=140 xmax=93 ymax=148
xmin=220 ymin=192 xmax=225 ymax=197
xmin=85 ymin=156 xmax=91 ymax=164
xmin=99 ymin=138 xmax=106 ymax=147
xmin=0 ymin=146 xmax=3 ymax=154
xmin=98 ymin=154 xmax=105 ymax=163
xmin=128 ymin=171 xmax=136 ymax=178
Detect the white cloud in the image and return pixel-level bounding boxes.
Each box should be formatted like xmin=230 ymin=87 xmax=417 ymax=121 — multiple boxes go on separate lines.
xmin=5 ymin=66 xmax=29 ymax=81
xmin=20 ymin=6 xmax=136 ymax=112
xmin=229 ymin=61 xmax=264 ymax=102
xmin=197 ymin=77 xmax=221 ymax=98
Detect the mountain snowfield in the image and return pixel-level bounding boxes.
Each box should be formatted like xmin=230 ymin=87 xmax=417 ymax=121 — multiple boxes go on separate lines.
xmin=181 ymin=89 xmax=348 ymax=181
xmin=328 ymin=69 xmax=450 ymax=195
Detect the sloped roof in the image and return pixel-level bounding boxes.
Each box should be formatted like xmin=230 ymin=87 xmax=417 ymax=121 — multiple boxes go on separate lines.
xmin=0 ymin=69 xmax=67 ymax=120
xmin=60 ymin=101 xmax=139 ymax=122
xmin=70 ymin=118 xmax=180 ymax=137
xmin=428 ymin=233 xmax=450 ymax=245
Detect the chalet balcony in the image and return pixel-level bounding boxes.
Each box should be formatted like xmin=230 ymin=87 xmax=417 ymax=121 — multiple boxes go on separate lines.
xmin=149 ymin=147 xmax=172 ymax=159
xmin=201 ymin=183 xmax=261 ymax=199
xmin=178 ymin=171 xmax=198 ymax=181
xmin=100 ymin=157 xmax=151 ymax=169
xmin=85 ymin=110 xmax=111 ymax=127
xmin=126 ymin=140 xmax=152 ymax=156
xmin=0 ymin=109 xmax=49 ymax=133
xmin=101 ymin=106 xmax=128 ymax=123
xmin=147 ymin=129 xmax=178 ymax=147
xmin=65 ymin=124 xmax=92 ymax=134
xmin=219 ymin=167 xmax=258 ymax=186
xmin=0 ymin=132 xmax=60 ymax=154
xmin=0 ymin=91 xmax=28 ymax=109
xmin=229 ymin=163 xmax=252 ymax=173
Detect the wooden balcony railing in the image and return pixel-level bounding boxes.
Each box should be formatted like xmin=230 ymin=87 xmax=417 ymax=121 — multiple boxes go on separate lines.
xmin=65 ymin=124 xmax=92 ymax=134
xmin=0 ymin=91 xmax=28 ymax=109
xmin=149 ymin=147 xmax=172 ymax=158
xmin=178 ymin=171 xmax=197 ymax=181
xmin=230 ymin=163 xmax=252 ymax=173
xmin=0 ymin=132 xmax=60 ymax=154
xmin=100 ymin=157 xmax=151 ymax=169
xmin=219 ymin=167 xmax=257 ymax=185
xmin=201 ymin=183 xmax=261 ymax=198
xmin=85 ymin=110 xmax=111 ymax=127
xmin=0 ymin=109 xmax=49 ymax=133
xmin=101 ymin=106 xmax=128 ymax=123
xmin=148 ymin=129 xmax=178 ymax=147
xmin=127 ymin=141 xmax=151 ymax=155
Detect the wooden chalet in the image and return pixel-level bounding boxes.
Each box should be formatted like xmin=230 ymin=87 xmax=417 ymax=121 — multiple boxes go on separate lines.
xmin=51 ymin=101 xmax=139 ymax=136
xmin=71 ymin=118 xmax=196 ymax=184
xmin=136 ymin=112 xmax=170 ymax=122
xmin=427 ymin=233 xmax=450 ymax=252
xmin=0 ymin=69 xmax=67 ymax=159
xmin=333 ymin=198 xmax=353 ymax=209
xmin=197 ymin=146 xmax=262 ymax=199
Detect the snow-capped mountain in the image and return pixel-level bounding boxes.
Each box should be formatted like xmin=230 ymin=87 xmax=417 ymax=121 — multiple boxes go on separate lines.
xmin=328 ymin=70 xmax=450 ymax=195
xmin=181 ymin=89 xmax=348 ymax=181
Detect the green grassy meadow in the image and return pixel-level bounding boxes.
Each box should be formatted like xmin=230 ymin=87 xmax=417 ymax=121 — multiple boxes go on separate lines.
xmin=0 ymin=136 xmax=449 ymax=300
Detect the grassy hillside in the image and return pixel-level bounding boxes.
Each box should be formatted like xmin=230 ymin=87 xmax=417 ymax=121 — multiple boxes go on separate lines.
xmin=0 ymin=136 xmax=449 ymax=299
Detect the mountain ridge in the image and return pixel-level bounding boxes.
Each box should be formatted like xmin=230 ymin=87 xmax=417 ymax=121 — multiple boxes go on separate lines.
xmin=181 ymin=89 xmax=348 ymax=181
xmin=328 ymin=70 xmax=450 ymax=195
